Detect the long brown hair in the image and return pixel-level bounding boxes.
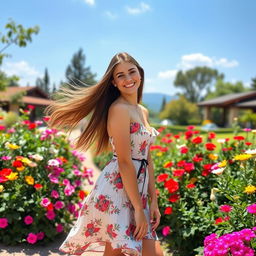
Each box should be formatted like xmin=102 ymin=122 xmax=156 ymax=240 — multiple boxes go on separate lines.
xmin=45 ymin=52 xmax=145 ymax=154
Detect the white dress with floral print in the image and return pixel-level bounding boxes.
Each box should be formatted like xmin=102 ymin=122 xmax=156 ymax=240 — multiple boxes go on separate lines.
xmin=59 ymin=122 xmax=159 ymax=256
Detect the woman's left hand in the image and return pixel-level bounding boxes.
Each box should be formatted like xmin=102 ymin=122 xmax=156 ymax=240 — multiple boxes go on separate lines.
xmin=149 ymin=200 xmax=161 ymax=231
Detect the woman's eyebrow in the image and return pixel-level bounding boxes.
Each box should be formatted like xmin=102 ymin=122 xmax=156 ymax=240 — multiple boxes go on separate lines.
xmin=115 ymin=68 xmax=136 ymax=76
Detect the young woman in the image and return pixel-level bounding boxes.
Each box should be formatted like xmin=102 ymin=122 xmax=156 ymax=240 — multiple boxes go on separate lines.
xmin=46 ymin=52 xmax=164 ymax=256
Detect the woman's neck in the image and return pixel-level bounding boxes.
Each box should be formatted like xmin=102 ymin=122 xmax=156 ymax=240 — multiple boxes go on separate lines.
xmin=119 ymin=95 xmax=138 ymax=106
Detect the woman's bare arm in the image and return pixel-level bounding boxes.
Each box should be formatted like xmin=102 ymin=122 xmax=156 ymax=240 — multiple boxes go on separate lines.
xmin=108 ymin=103 xmax=143 ymax=210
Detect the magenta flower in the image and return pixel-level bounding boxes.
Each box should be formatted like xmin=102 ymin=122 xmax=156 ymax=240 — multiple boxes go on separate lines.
xmin=56 ymin=223 xmax=64 ymax=233
xmin=45 ymin=210 xmax=56 ymax=220
xmin=247 ymin=204 xmax=256 ymax=214
xmin=54 ymin=201 xmax=65 ymax=210
xmin=7 ymin=128 xmax=15 ymax=133
xmin=36 ymin=232 xmax=45 ymax=240
xmin=51 ymin=190 xmax=59 ymax=198
xmin=63 ymin=179 xmax=70 ymax=186
xmin=64 ymin=185 xmax=75 ymax=196
xmin=26 ymin=233 xmax=37 ymax=244
xmin=24 ymin=215 xmax=34 ymax=225
xmin=0 ymin=218 xmax=8 ymax=228
xmin=40 ymin=198 xmax=51 ymax=207
xmin=162 ymin=226 xmax=171 ymax=236
xmin=220 ymin=205 xmax=233 ymax=213
xmin=0 ymin=125 xmax=5 ymax=131
xmin=1 ymin=156 xmax=11 ymax=160
xmin=68 ymin=203 xmax=76 ymax=214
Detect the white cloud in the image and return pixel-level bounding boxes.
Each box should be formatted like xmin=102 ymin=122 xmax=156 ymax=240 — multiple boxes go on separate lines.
xmin=2 ymin=61 xmax=42 ymax=86
xmin=177 ymin=53 xmax=239 ymax=69
xmin=158 ymin=69 xmax=178 ymax=79
xmin=84 ymin=0 xmax=95 ymax=6
xmin=105 ymin=11 xmax=118 ymax=20
xmin=126 ymin=2 xmax=151 ymax=15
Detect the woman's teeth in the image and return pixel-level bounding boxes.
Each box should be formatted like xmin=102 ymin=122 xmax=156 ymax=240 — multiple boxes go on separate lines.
xmin=124 ymin=83 xmax=135 ymax=88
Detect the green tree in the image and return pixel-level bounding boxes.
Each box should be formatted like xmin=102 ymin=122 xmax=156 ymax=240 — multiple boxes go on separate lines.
xmin=174 ymin=67 xmax=224 ymax=103
xmin=36 ymin=68 xmax=50 ymax=95
xmin=65 ymin=48 xmax=97 ymax=87
xmin=251 ymin=77 xmax=256 ymax=90
xmin=205 ymin=79 xmax=247 ymax=99
xmin=159 ymin=95 xmax=200 ymax=125
xmin=160 ymin=96 xmax=166 ymax=112
xmin=0 ymin=19 xmax=39 ymax=65
xmin=0 ymin=70 xmax=19 ymax=91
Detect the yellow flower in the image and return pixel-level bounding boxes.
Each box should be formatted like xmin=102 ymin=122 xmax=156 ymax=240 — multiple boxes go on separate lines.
xmin=22 ymin=157 xmax=32 ymax=165
xmin=233 ymin=195 xmax=240 ymax=200
xmin=8 ymin=143 xmax=20 ymax=150
xmin=218 ymin=160 xmax=227 ymax=167
xmin=234 ymin=154 xmax=252 ymax=161
xmin=208 ymin=154 xmax=218 ymax=160
xmin=17 ymin=166 xmax=25 ymax=172
xmin=156 ymin=152 xmax=163 ymax=157
xmin=25 ymin=176 xmax=34 ymax=185
xmin=244 ymin=185 xmax=256 ymax=194
xmin=6 ymin=172 xmax=18 ymax=180
xmin=0 ymin=185 xmax=4 ymax=192
xmin=5 ymin=134 xmax=10 ymax=139
xmin=190 ymin=177 xmax=198 ymax=184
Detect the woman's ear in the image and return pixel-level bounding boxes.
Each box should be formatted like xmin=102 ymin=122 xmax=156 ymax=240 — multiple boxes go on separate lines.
xmin=112 ymin=80 xmax=116 ymax=87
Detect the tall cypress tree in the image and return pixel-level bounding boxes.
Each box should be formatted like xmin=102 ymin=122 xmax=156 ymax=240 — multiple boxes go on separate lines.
xmin=35 ymin=68 xmax=50 ymax=96
xmin=160 ymin=96 xmax=166 ymax=112
xmin=65 ymin=48 xmax=97 ymax=87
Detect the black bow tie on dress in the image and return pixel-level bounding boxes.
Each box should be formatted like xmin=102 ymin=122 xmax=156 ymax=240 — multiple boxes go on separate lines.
xmin=113 ymin=155 xmax=148 ymax=194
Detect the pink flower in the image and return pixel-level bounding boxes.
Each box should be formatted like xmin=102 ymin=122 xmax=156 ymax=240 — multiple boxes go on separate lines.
xmin=56 ymin=223 xmax=63 ymax=233
xmin=7 ymin=128 xmax=15 ymax=133
xmin=68 ymin=203 xmax=76 ymax=214
xmin=0 ymin=218 xmax=8 ymax=228
xmin=24 ymin=215 xmax=33 ymax=225
xmin=220 ymin=205 xmax=232 ymax=213
xmin=45 ymin=211 xmax=56 ymax=220
xmin=54 ymin=201 xmax=64 ymax=210
xmin=51 ymin=190 xmax=59 ymax=198
xmin=40 ymin=198 xmax=51 ymax=207
xmin=0 ymin=125 xmax=5 ymax=130
xmin=63 ymin=179 xmax=70 ymax=186
xmin=1 ymin=156 xmax=11 ymax=160
xmin=47 ymin=159 xmax=60 ymax=167
xmin=162 ymin=226 xmax=171 ymax=236
xmin=247 ymin=204 xmax=256 ymax=214
xmin=26 ymin=233 xmax=37 ymax=244
xmin=36 ymin=232 xmax=45 ymax=240
xmin=64 ymin=185 xmax=75 ymax=196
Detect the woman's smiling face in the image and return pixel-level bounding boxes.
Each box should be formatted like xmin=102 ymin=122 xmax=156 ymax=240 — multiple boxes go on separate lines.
xmin=112 ymin=62 xmax=141 ymax=96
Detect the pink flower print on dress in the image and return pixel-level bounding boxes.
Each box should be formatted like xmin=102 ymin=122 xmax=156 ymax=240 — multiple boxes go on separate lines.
xmin=84 ymin=221 xmax=101 ymax=237
xmin=139 ymin=140 xmax=148 ymax=155
xmin=125 ymin=223 xmax=136 ymax=240
xmin=141 ymin=194 xmax=147 ymax=209
xmin=113 ymin=172 xmax=123 ymax=189
xmin=95 ymin=194 xmax=111 ymax=212
xmin=130 ymin=122 xmax=140 ymax=134
xmin=106 ymin=224 xmax=118 ymax=239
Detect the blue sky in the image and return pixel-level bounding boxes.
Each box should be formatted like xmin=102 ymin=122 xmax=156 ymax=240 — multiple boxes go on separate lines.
xmin=1 ymin=0 xmax=256 ymax=96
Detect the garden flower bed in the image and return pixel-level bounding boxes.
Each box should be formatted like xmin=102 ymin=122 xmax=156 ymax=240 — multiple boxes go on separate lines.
xmin=0 ymin=106 xmax=93 ymax=245
xmin=94 ymin=125 xmax=256 ymax=256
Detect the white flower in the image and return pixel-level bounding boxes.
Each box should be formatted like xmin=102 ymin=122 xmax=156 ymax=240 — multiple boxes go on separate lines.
xmin=176 ymin=144 xmax=186 ymax=149
xmin=245 ymin=149 xmax=256 ymax=155
xmin=212 ymin=167 xmax=225 ymax=175
xmin=31 ymin=154 xmax=43 ymax=161
xmin=48 ymin=159 xmax=60 ymax=167
xmin=217 ymin=139 xmax=226 ymax=144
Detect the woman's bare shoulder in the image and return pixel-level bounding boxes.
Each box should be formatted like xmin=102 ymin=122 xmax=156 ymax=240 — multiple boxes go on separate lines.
xmin=138 ymin=104 xmax=149 ymax=115
xmin=108 ymin=100 xmax=130 ymax=121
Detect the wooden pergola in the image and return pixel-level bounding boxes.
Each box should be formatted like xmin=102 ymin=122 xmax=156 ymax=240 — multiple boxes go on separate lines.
xmin=198 ymin=91 xmax=256 ymax=127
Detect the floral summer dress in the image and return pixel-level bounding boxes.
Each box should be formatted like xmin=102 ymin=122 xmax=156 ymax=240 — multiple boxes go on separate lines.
xmin=59 ymin=122 xmax=160 ymax=256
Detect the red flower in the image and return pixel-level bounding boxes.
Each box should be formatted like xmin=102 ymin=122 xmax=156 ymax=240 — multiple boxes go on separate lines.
xmin=126 ymin=223 xmax=136 ymax=237
xmin=184 ymin=130 xmax=193 ymax=139
xmin=187 ymin=125 xmax=195 ymax=130
xmin=205 ymin=143 xmax=216 ymax=151
xmin=43 ymin=116 xmax=50 ymax=122
xmin=164 ymin=207 xmax=173 ymax=215
xmin=164 ymin=178 xmax=179 ymax=193
xmin=215 ymin=217 xmax=224 ymax=224
xmin=165 ymin=133 xmax=172 ymax=137
xmin=85 ymin=223 xmax=100 ymax=237
xmin=164 ymin=162 xmax=173 ymax=168
xmin=27 ymin=105 xmax=35 ymax=110
xmin=202 ymin=170 xmax=211 ymax=176
xmin=0 ymin=168 xmax=12 ymax=176
xmin=173 ymin=169 xmax=185 ymax=177
xmin=79 ymin=190 xmax=86 ymax=200
xmin=184 ymin=162 xmax=195 ymax=173
xmin=47 ymin=203 xmax=54 ymax=211
xmin=12 ymin=160 xmax=23 ymax=168
xmin=34 ymin=184 xmax=43 ymax=190
xmin=28 ymin=123 xmax=37 ymax=130
xmin=208 ymin=132 xmax=216 ymax=139
xmin=174 ymin=135 xmax=180 ymax=139
xmin=245 ymin=142 xmax=252 ymax=146
xmin=192 ymin=155 xmax=203 ymax=162
xmin=177 ymin=160 xmax=186 ymax=167
xmin=192 ymin=136 xmax=203 ymax=144
xmin=203 ymin=164 xmax=213 ymax=170
xmin=234 ymin=136 xmax=245 ymax=141
xmin=186 ymin=183 xmax=196 ymax=189
xmin=180 ymin=146 xmax=189 ymax=154
xmin=157 ymin=173 xmax=169 ymax=182
xmin=161 ymin=137 xmax=173 ymax=143
xmin=168 ymin=194 xmax=180 ymax=203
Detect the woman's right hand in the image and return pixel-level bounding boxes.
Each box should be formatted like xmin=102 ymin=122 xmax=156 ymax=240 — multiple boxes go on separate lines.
xmin=133 ymin=208 xmax=148 ymax=241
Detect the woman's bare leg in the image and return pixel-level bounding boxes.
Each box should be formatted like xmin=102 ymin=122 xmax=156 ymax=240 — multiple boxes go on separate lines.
xmin=103 ymin=242 xmax=126 ymax=256
xmin=142 ymin=239 xmax=164 ymax=256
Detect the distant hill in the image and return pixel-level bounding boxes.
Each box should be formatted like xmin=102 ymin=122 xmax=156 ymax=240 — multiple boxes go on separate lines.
xmin=142 ymin=92 xmax=176 ymax=112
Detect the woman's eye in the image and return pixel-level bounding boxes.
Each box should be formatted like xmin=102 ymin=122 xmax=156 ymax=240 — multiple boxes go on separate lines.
xmin=117 ymin=75 xmax=123 ymax=78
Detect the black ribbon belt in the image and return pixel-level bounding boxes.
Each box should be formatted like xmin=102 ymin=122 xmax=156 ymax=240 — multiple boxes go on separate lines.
xmin=113 ymin=154 xmax=148 ymax=193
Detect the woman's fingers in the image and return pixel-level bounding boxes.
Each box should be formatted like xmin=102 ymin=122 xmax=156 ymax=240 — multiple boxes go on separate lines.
xmin=151 ymin=211 xmax=161 ymax=230
xmin=134 ymin=224 xmax=148 ymax=240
